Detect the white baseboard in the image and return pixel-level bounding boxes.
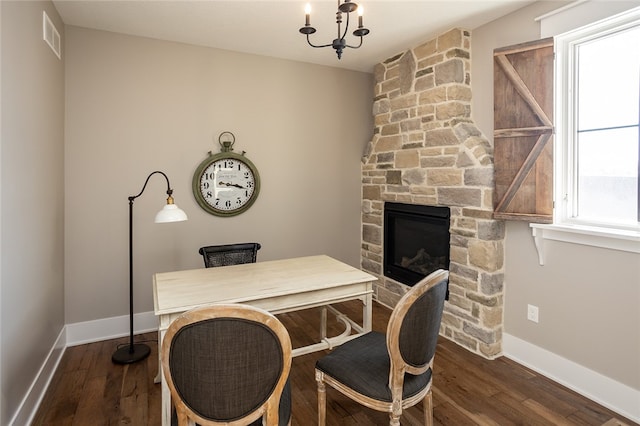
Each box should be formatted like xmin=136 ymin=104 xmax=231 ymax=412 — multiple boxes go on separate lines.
xmin=9 ymin=327 xmax=66 ymax=426
xmin=503 ymin=333 xmax=640 ymax=423
xmin=65 ymin=310 xmax=158 ymax=346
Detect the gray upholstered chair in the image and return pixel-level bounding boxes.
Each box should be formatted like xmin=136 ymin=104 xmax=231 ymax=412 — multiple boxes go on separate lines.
xmin=315 ymin=269 xmax=449 ymax=426
xmin=198 ymin=243 xmax=261 ymax=268
xmin=162 ymin=304 xmax=292 ymax=426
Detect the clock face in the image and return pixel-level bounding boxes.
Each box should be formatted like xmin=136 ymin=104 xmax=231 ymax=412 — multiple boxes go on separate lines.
xmin=193 ymin=153 xmax=260 ymax=216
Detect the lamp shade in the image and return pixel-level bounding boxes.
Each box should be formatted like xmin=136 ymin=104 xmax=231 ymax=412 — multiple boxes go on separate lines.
xmin=155 ymin=204 xmax=188 ymax=223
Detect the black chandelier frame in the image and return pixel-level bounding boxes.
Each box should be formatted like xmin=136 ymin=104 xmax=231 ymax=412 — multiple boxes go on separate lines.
xmin=299 ymin=0 xmax=370 ymax=59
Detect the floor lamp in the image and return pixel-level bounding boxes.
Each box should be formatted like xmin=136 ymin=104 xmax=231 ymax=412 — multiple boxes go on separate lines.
xmin=112 ymin=170 xmax=188 ymax=364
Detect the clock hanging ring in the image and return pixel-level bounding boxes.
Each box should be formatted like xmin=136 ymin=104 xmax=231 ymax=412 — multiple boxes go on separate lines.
xmin=192 ymin=131 xmax=261 ymax=217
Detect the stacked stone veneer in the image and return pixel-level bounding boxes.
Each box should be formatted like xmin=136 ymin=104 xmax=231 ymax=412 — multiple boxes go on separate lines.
xmin=361 ymin=28 xmax=506 ymax=359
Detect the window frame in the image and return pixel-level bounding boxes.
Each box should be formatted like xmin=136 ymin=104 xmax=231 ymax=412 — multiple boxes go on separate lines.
xmin=555 ymin=8 xmax=640 ymax=232
xmin=530 ymin=7 xmax=640 ymax=261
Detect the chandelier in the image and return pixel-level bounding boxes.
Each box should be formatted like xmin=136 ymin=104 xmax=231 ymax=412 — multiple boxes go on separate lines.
xmin=299 ymin=1 xmax=370 ymax=59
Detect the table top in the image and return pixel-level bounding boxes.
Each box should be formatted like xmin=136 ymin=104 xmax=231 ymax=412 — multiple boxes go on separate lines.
xmin=153 ymin=255 xmax=376 ymax=316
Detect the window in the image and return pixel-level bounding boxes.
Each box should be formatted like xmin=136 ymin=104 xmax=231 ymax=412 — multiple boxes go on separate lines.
xmin=555 ymin=10 xmax=640 ymax=232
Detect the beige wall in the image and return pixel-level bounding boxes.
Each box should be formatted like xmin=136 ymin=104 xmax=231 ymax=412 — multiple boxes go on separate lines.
xmin=64 ymin=26 xmax=373 ymax=324
xmin=1 ymin=1 xmax=65 ymax=424
xmin=471 ymin=1 xmax=640 ymax=391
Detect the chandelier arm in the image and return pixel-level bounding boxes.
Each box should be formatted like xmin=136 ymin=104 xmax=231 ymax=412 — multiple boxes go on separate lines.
xmin=345 ymin=36 xmax=364 ymax=49
xmin=306 ymin=34 xmax=333 ymax=49
xmin=340 ymin=10 xmax=351 ymax=40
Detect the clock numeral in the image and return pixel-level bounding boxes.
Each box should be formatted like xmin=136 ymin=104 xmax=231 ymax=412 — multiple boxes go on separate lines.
xmin=204 ymin=172 xmax=215 ymax=180
xmin=202 ymin=182 xmax=210 ymax=190
xmin=246 ymin=181 xmax=254 ymax=188
xmin=204 ymin=191 xmax=213 ymax=199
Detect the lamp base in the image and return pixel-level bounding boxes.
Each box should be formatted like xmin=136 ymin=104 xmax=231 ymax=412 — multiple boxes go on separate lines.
xmin=112 ymin=343 xmax=151 ymax=364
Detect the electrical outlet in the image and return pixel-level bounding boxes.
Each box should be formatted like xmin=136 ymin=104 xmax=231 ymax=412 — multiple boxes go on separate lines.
xmin=527 ymin=304 xmax=539 ymax=323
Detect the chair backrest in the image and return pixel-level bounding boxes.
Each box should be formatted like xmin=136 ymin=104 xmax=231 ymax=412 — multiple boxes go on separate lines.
xmin=386 ymin=269 xmax=449 ymax=380
xmin=161 ymin=304 xmax=292 ymax=426
xmin=198 ymin=243 xmax=261 ymax=268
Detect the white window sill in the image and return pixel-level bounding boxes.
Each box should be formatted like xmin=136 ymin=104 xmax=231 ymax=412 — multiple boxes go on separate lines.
xmin=530 ymin=223 xmax=640 ymax=265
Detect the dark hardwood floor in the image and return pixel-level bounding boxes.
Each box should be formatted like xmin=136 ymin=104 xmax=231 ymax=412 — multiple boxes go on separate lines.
xmin=33 ymin=301 xmax=636 ymax=425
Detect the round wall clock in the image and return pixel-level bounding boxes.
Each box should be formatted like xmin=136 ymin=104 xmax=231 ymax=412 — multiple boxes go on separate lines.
xmin=192 ymin=132 xmax=260 ymax=217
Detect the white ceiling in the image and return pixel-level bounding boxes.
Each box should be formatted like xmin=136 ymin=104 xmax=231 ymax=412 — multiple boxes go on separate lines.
xmin=52 ymin=0 xmax=535 ymax=73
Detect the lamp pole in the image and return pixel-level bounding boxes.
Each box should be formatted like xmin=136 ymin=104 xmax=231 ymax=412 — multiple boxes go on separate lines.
xmin=112 ymin=171 xmax=188 ymax=364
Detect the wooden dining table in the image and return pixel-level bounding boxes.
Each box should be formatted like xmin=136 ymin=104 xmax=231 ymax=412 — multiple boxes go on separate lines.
xmin=153 ymin=254 xmax=377 ymax=426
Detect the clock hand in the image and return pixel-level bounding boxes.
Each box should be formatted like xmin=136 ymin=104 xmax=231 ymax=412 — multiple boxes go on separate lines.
xmin=218 ymin=181 xmax=245 ymax=189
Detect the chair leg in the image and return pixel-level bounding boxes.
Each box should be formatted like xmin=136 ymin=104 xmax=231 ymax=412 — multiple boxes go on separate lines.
xmin=316 ymin=370 xmax=327 ymax=426
xmin=389 ymin=413 xmax=401 ymax=426
xmin=389 ymin=399 xmax=401 ymax=426
xmin=423 ymin=390 xmax=434 ymax=426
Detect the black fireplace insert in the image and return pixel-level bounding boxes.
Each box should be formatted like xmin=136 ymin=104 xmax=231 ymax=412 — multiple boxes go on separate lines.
xmin=383 ymin=202 xmax=450 ymax=289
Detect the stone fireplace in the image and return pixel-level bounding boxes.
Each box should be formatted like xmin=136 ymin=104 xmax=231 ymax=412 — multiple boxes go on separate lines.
xmin=361 ymin=28 xmax=505 ymax=359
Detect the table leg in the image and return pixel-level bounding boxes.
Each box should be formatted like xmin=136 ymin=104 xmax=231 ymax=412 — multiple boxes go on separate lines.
xmin=320 ymin=306 xmax=327 ymax=340
xmin=161 ymin=376 xmax=171 ymax=426
xmin=363 ymin=293 xmax=372 ymax=332
xmin=155 ymin=325 xmax=171 ymax=426
xmin=154 ymin=328 xmax=162 ymax=384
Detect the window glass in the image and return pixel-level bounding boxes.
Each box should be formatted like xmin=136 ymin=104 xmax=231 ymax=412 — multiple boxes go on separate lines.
xmin=577 ymin=27 xmax=640 ymax=129
xmin=576 ymin=127 xmax=638 ymax=223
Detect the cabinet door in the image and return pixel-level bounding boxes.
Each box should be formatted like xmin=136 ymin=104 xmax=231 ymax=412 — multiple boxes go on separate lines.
xmin=493 ymin=37 xmax=554 ymax=223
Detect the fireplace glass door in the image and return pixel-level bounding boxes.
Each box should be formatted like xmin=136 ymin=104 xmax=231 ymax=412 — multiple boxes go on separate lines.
xmin=383 ymin=202 xmax=450 ymax=287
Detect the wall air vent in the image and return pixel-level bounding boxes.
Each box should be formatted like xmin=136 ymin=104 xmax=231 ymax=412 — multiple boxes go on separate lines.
xmin=42 ymin=11 xmax=61 ymax=59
